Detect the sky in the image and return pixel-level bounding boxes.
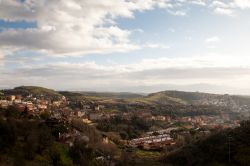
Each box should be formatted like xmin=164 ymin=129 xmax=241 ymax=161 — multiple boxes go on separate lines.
xmin=0 ymin=0 xmax=250 ymax=94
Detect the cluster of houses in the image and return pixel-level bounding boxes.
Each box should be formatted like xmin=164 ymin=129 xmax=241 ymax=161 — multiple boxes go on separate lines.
xmin=174 ymin=114 xmax=240 ymax=130
xmin=0 ymin=92 xmax=241 ymax=151
xmin=128 ymin=114 xmax=240 ymax=150
xmin=0 ymin=94 xmax=240 ymax=130
xmin=0 ymin=94 xmax=68 ymax=115
xmin=130 ymin=128 xmax=177 ymax=150
xmin=0 ymin=94 xmax=103 ymax=117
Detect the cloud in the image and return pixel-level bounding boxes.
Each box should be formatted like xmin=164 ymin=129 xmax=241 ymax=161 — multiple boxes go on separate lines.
xmin=143 ymin=43 xmax=171 ymax=49
xmin=189 ymin=0 xmax=206 ymax=6
xmin=0 ymin=0 xmax=250 ymax=94
xmin=0 ymin=48 xmax=14 ymax=66
xmin=2 ymin=55 xmax=250 ymax=92
xmin=234 ymin=0 xmax=250 ymax=9
xmin=211 ymin=1 xmax=232 ymax=8
xmin=167 ymin=10 xmax=187 ymax=16
xmin=214 ymin=7 xmax=234 ymax=16
xmin=0 ymin=51 xmax=5 ymax=60
xmin=210 ymin=1 xmax=235 ymax=16
xmin=210 ymin=0 xmax=250 ymax=16
xmin=0 ymin=0 xmax=249 ymax=58
xmin=205 ymin=36 xmax=221 ymax=43
xmin=0 ymin=0 xmax=172 ymax=56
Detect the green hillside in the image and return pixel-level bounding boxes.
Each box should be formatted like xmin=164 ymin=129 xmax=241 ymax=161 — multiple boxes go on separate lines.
xmin=156 ymin=91 xmax=250 ymax=107
xmin=75 ymin=91 xmax=144 ymax=99
xmin=129 ymin=92 xmax=187 ymax=105
xmin=130 ymin=91 xmax=250 ymax=114
xmin=159 ymin=91 xmax=219 ymax=103
xmin=2 ymin=86 xmax=62 ymax=97
xmin=129 ymin=90 xmax=219 ymax=105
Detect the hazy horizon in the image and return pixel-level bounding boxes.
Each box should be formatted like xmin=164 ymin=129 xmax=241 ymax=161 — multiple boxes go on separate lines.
xmin=2 ymin=84 xmax=250 ymax=96
xmin=1 ymin=0 xmax=250 ymax=94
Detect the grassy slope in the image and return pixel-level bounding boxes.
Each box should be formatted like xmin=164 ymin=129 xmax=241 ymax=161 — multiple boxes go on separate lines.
xmin=59 ymin=91 xmax=117 ymax=102
xmin=75 ymin=91 xmax=144 ymax=99
xmin=128 ymin=91 xmax=189 ymax=105
xmin=12 ymin=86 xmax=62 ymax=96
xmin=130 ymin=90 xmax=250 ymax=109
xmin=0 ymin=86 xmax=62 ymax=97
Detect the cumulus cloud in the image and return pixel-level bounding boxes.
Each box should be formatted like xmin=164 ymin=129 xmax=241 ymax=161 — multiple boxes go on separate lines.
xmin=0 ymin=0 xmax=249 ymax=57
xmin=0 ymin=0 xmax=171 ymax=56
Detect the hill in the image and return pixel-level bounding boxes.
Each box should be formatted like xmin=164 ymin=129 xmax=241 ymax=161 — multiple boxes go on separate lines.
xmin=59 ymin=91 xmax=88 ymax=101
xmin=75 ymin=91 xmax=144 ymax=99
xmin=162 ymin=120 xmax=250 ymax=166
xmin=131 ymin=91 xmax=250 ymax=112
xmin=1 ymin=86 xmax=62 ymax=97
xmin=160 ymin=91 xmax=246 ymax=107
xmin=128 ymin=92 xmax=186 ymax=105
xmin=2 ymin=86 xmax=250 ymax=113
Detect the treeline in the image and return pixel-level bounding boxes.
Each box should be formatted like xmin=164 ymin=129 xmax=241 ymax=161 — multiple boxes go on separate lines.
xmin=161 ymin=120 xmax=250 ymax=166
xmin=0 ymin=108 xmax=73 ymax=166
xmin=151 ymin=104 xmax=229 ymax=117
xmin=0 ymin=108 xmax=121 ymax=166
xmin=97 ymin=116 xmax=151 ymax=140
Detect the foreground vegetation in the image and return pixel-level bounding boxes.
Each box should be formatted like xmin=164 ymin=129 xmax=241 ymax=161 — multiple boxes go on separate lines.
xmin=161 ymin=121 xmax=250 ymax=166
xmin=0 ymin=108 xmax=72 ymax=165
xmin=0 ymin=108 xmax=117 ymax=166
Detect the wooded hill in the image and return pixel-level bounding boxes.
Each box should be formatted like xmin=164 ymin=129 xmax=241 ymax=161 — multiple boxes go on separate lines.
xmin=161 ymin=120 xmax=250 ymax=166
